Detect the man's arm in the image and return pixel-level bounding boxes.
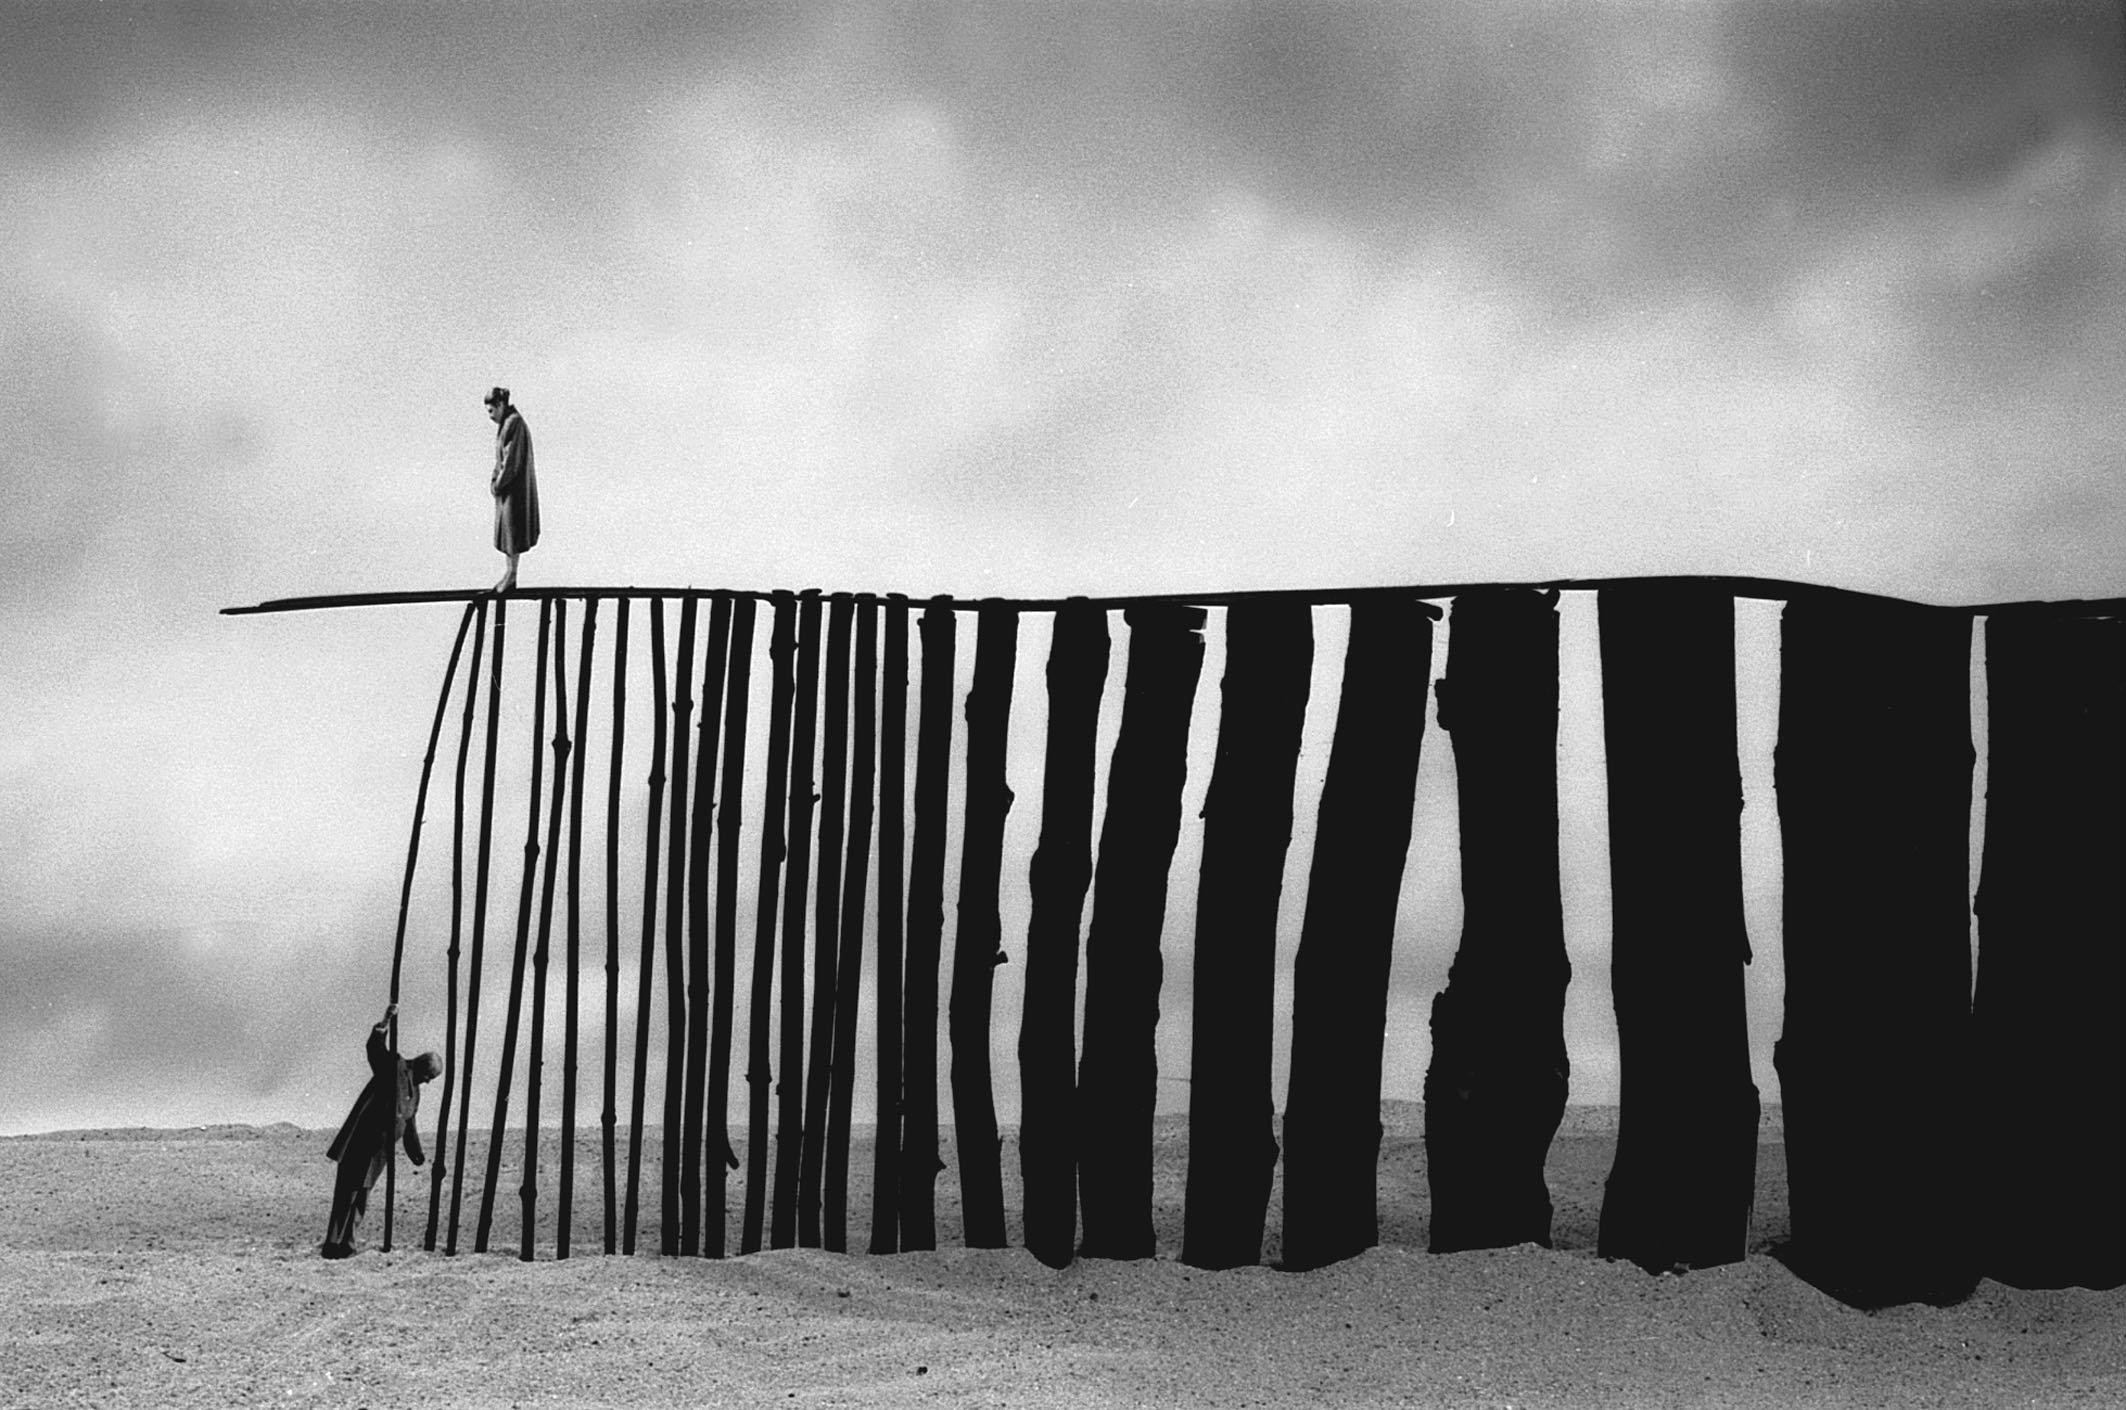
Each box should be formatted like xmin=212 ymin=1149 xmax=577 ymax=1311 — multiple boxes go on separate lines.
xmin=402 ymin=1119 xmax=425 ymax=1166
xmin=491 ymin=417 xmax=527 ymax=494
xmin=367 ymin=1002 xmax=397 ymax=1078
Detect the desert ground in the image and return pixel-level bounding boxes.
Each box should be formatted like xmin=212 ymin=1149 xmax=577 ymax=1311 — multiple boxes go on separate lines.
xmin=2 ymin=1103 xmax=2120 ymax=1408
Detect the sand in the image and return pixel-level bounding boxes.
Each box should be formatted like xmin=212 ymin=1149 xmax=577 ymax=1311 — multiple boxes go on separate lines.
xmin=3 ymin=1105 xmax=2120 ymax=1408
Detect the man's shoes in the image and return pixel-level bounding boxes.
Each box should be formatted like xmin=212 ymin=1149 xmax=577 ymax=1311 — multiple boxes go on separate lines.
xmin=320 ymin=1241 xmax=354 ymax=1260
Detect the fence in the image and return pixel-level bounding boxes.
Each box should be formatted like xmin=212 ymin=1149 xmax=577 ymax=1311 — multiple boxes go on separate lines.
xmin=225 ymin=577 xmax=2126 ymax=1305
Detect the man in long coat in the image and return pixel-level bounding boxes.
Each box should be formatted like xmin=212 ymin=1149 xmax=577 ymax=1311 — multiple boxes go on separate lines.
xmin=486 ymin=385 xmax=539 ymax=592
xmin=322 ymin=1002 xmax=440 ymax=1258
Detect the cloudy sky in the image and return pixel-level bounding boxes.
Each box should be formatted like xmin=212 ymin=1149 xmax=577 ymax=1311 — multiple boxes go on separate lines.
xmin=3 ymin=1 xmax=2122 ymax=1137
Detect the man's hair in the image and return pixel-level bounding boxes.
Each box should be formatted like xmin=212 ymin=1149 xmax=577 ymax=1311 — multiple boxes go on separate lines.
xmin=411 ymin=1052 xmax=443 ymax=1082
xmin=484 ymin=385 xmax=511 ymax=408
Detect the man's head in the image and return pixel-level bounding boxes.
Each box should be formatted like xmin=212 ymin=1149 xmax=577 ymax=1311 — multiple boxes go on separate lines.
xmin=411 ymin=1052 xmax=443 ymax=1083
xmin=484 ymin=386 xmax=510 ymax=425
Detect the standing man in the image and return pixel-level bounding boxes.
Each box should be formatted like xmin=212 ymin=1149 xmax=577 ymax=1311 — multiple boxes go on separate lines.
xmin=322 ymin=1002 xmax=441 ymax=1258
xmin=486 ymin=385 xmax=539 ymax=592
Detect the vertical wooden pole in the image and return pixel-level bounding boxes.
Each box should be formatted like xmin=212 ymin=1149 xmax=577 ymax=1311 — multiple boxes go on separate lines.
xmin=1775 ymin=596 xmax=1976 ymax=1306
xmin=1281 ymin=596 xmax=1435 ymax=1270
xmin=1595 ymin=585 xmax=1758 ymax=1273
xmin=951 ymin=603 xmax=1019 ymax=1248
xmin=707 ymin=597 xmax=758 ymax=1258
xmin=1424 ymin=589 xmax=1569 ymax=1256
xmin=682 ymin=596 xmax=732 ymax=1255
xmin=477 ymin=597 xmax=554 ymax=1253
xmin=430 ymin=596 xmax=488 ymax=1251
xmin=869 ymin=594 xmax=911 ymax=1254
xmin=1182 ymin=601 xmax=1312 ymax=1270
xmin=744 ymin=591 xmax=799 ymax=1254
xmin=520 ymin=600 xmax=573 ymax=1260
xmin=773 ymin=591 xmax=825 ymax=1248
xmin=622 ymin=599 xmax=668 ymax=1255
xmin=558 ymin=597 xmax=599 ymax=1259
xmin=826 ymin=595 xmax=879 ymax=1253
xmin=1975 ymin=609 xmax=2126 ymax=1290
xmin=660 ymin=597 xmax=699 ymax=1255
xmin=381 ymin=601 xmax=476 ymax=1254
xmin=800 ymin=593 xmax=855 ymax=1247
xmin=601 ymin=599 xmax=629 ymax=1254
xmin=448 ymin=596 xmax=506 ymax=1254
xmin=1078 ymin=603 xmax=1207 ymax=1260
xmin=899 ymin=597 xmax=958 ymax=1253
xmin=1019 ymin=600 xmax=1109 ymax=1268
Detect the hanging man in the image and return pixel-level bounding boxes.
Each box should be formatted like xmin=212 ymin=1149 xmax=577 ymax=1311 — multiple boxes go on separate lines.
xmin=485 ymin=385 xmax=539 ymax=592
xmin=322 ymin=1002 xmax=441 ymax=1258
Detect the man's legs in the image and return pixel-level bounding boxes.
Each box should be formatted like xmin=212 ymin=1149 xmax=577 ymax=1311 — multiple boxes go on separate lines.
xmin=494 ymin=550 xmax=519 ymax=593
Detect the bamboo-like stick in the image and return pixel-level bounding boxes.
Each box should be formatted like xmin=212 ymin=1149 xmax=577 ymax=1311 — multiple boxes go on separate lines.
xmin=1281 ymin=597 xmax=1433 ymax=1271
xmin=772 ymin=591 xmax=825 ymax=1248
xmin=682 ymin=595 xmax=732 ymax=1255
xmin=824 ymin=596 xmax=879 ymax=1252
xmin=476 ymin=599 xmax=552 ymax=1259
xmin=868 ymin=594 xmax=910 ymax=1255
xmin=1078 ymin=604 xmax=1207 ymax=1260
xmin=950 ymin=603 xmax=1019 ymax=1248
xmin=378 ymin=599 xmax=477 ymax=1254
xmin=622 ymin=600 xmax=669 ymax=1254
xmin=1181 ymin=600 xmax=1312 ymax=1270
xmin=743 ymin=591 xmax=798 ymax=1254
xmin=429 ymin=597 xmax=489 ymax=1251
xmin=659 ymin=595 xmax=701 ymax=1259
xmin=899 ymin=598 xmax=958 ymax=1253
xmin=707 ymin=597 xmax=758 ymax=1258
xmin=1018 ymin=599 xmax=1108 ymax=1268
xmin=559 ymin=597 xmax=600 ymax=1259
xmin=521 ymin=600 xmax=574 ymax=1260
xmin=448 ymin=597 xmax=508 ymax=1254
xmin=477 ymin=597 xmax=555 ymax=1253
xmin=602 ymin=599 xmax=630 ymax=1254
xmin=799 ymin=593 xmax=855 ymax=1247
xmin=660 ymin=597 xmax=699 ymax=1255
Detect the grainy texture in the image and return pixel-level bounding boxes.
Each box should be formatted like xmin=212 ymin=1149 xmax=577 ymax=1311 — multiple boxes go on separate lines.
xmin=5 ymin=1108 xmax=2121 ymax=1408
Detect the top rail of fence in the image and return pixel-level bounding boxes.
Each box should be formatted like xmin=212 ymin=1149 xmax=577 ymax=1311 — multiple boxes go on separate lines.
xmin=220 ymin=576 xmax=2126 ymax=620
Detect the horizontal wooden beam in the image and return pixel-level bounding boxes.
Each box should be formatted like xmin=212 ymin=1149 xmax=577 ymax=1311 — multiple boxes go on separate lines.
xmin=219 ymin=578 xmax=2126 ymax=619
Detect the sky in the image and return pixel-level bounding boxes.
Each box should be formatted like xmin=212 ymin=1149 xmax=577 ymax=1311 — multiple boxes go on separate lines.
xmin=2 ymin=1 xmax=2122 ymax=1137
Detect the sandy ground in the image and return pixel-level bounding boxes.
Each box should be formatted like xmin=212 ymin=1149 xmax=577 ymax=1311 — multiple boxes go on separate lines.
xmin=3 ymin=1104 xmax=2120 ymax=1408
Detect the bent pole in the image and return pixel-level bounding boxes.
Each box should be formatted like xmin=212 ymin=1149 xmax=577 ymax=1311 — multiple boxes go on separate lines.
xmin=379 ymin=599 xmax=478 ymax=1255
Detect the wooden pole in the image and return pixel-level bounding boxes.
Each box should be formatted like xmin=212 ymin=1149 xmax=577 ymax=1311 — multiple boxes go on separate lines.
xmin=951 ymin=603 xmax=1019 ymax=1248
xmin=869 ymin=594 xmax=911 ymax=1254
xmin=660 ymin=597 xmax=699 ymax=1255
xmin=477 ymin=596 xmax=554 ymax=1253
xmin=559 ymin=598 xmax=599 ymax=1259
xmin=622 ymin=599 xmax=669 ymax=1255
xmin=1595 ymin=586 xmax=1758 ymax=1274
xmin=1019 ymin=600 xmax=1110 ymax=1268
xmin=429 ymin=596 xmax=488 ymax=1251
xmin=899 ymin=597 xmax=958 ymax=1253
xmin=826 ymin=595 xmax=879 ymax=1253
xmin=1280 ymin=597 xmax=1436 ymax=1271
xmin=744 ymin=591 xmax=799 ymax=1253
xmin=1181 ymin=600 xmax=1312 ymax=1270
xmin=447 ymin=596 xmax=507 ymax=1254
xmin=1424 ymin=589 xmax=1570 ymax=1256
xmin=1775 ymin=596 xmax=1975 ymax=1307
xmin=1975 ymin=610 xmax=2126 ymax=1290
xmin=381 ymin=601 xmax=476 ymax=1253
xmin=707 ymin=596 xmax=758 ymax=1258
xmin=520 ymin=599 xmax=574 ymax=1260
xmin=682 ymin=595 xmax=732 ymax=1255
xmin=601 ymin=599 xmax=629 ymax=1254
xmin=772 ymin=591 xmax=824 ymax=1248
xmin=1077 ymin=603 xmax=1207 ymax=1260
xmin=800 ymin=593 xmax=855 ymax=1246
